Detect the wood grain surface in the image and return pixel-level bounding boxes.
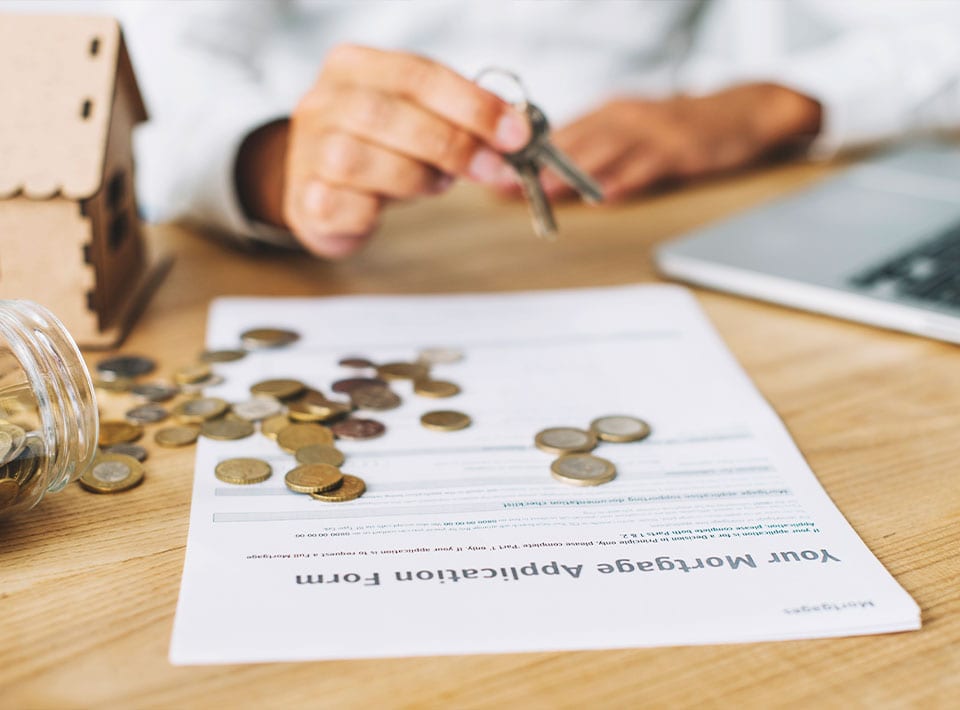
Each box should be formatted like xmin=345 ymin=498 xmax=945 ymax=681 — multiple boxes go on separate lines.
xmin=2 ymin=160 xmax=958 ymax=709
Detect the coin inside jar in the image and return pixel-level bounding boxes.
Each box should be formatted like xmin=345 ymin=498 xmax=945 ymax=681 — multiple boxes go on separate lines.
xmin=590 ymin=415 xmax=652 ymax=443
xmin=550 ymin=454 xmax=617 ymax=486
xmin=285 ymin=464 xmax=344 ymax=494
xmin=534 ymin=427 xmax=597 ymax=455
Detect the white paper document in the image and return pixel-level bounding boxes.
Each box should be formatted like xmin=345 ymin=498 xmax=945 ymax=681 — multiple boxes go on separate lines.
xmin=170 ymin=285 xmax=919 ymax=664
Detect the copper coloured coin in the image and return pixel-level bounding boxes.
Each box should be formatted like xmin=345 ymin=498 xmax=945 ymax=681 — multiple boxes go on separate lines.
xmin=331 ymin=418 xmax=386 ymax=441
xmin=331 ymin=377 xmax=388 ymax=395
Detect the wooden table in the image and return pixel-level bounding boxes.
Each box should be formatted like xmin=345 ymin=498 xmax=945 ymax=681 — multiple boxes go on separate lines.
xmin=3 ymin=161 xmax=958 ymax=708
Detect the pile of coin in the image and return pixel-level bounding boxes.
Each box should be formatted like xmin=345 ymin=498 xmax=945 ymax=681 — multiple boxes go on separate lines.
xmin=90 ymin=329 xmax=474 ymax=503
xmin=535 ymin=415 xmax=652 ymax=486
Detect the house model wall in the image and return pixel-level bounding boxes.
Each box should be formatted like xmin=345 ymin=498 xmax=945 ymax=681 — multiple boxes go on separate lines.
xmin=0 ymin=14 xmax=171 ymax=348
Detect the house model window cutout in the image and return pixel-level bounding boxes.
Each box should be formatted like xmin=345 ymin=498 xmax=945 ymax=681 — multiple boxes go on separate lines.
xmin=0 ymin=14 xmax=172 ymax=349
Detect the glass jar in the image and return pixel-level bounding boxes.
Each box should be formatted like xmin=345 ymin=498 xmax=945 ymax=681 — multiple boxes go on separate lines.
xmin=0 ymin=300 xmax=98 ymax=518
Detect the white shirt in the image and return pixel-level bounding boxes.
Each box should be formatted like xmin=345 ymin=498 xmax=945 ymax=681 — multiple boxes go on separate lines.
xmin=11 ymin=0 xmax=960 ymax=243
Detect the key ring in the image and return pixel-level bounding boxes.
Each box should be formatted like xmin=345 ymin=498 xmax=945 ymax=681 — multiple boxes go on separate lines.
xmin=474 ymin=67 xmax=530 ymax=106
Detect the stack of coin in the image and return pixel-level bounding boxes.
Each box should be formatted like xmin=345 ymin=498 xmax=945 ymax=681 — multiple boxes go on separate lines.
xmin=534 ymin=415 xmax=652 ymax=486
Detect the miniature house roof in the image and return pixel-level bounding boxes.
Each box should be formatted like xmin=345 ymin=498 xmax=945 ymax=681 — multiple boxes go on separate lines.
xmin=0 ymin=14 xmax=147 ymax=201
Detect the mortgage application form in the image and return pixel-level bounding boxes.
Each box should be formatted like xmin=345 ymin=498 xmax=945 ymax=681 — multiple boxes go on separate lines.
xmin=169 ymin=285 xmax=919 ymax=664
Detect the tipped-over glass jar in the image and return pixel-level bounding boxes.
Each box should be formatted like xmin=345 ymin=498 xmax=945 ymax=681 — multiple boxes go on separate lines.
xmin=0 ymin=300 xmax=98 ymax=518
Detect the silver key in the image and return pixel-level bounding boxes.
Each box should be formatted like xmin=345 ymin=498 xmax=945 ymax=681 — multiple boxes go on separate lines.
xmin=505 ymin=102 xmax=604 ymax=238
xmin=523 ymin=103 xmax=604 ymax=204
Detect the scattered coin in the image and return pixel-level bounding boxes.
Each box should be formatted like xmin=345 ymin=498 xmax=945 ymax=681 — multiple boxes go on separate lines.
xmin=377 ymin=362 xmax=430 ymax=382
xmin=331 ymin=418 xmax=386 ymax=440
xmin=93 ymin=377 xmax=135 ymax=393
xmin=200 ymin=349 xmax=247 ymax=363
xmin=78 ymin=454 xmax=145 ymax=493
xmin=154 ymin=426 xmax=200 ymax=448
xmin=173 ymin=397 xmax=229 ymax=423
xmin=310 ymin=474 xmax=366 ymax=502
xmin=260 ymin=414 xmax=291 ymax=440
xmin=350 ymin=384 xmax=402 ymax=411
xmin=173 ymin=362 xmax=212 ymax=385
xmin=215 ymin=458 xmax=272 ymax=485
xmin=240 ymin=328 xmax=300 ymax=349
xmin=96 ymin=355 xmax=157 ymax=380
xmin=338 ymin=356 xmax=376 ymax=369
xmin=131 ymin=382 xmax=180 ymax=402
xmin=102 ymin=443 xmax=149 ymax=463
xmin=98 ymin=420 xmax=144 ymax=447
xmin=417 ymin=347 xmax=464 ymax=365
xmin=550 ymin=454 xmax=617 ymax=486
xmin=250 ymin=378 xmax=306 ymax=400
xmin=413 ymin=379 xmax=461 ymax=398
xmin=590 ymin=415 xmax=652 ymax=443
xmin=180 ymin=374 xmax=225 ymax=394
xmin=420 ymin=410 xmax=471 ymax=432
xmin=295 ymin=444 xmax=346 ymax=467
xmin=125 ymin=403 xmax=169 ymax=425
xmin=201 ymin=418 xmax=256 ymax=441
xmin=232 ymin=396 xmax=284 ymax=422
xmin=331 ymin=377 xmax=387 ymax=395
xmin=534 ymin=427 xmax=597 ymax=455
xmin=276 ymin=423 xmax=335 ymax=453
xmin=285 ymin=463 xmax=343 ymax=494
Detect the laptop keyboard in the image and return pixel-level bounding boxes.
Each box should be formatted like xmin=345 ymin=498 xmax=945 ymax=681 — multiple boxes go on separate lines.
xmin=849 ymin=222 xmax=960 ymax=308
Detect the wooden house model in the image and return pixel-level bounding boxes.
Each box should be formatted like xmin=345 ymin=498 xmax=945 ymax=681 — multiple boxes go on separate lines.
xmin=0 ymin=14 xmax=170 ymax=348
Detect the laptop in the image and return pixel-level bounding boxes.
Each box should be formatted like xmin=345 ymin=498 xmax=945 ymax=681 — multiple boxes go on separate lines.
xmin=655 ymin=143 xmax=960 ymax=344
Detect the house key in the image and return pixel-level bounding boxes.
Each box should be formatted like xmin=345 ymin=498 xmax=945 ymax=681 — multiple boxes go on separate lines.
xmin=503 ymin=101 xmax=604 ymax=239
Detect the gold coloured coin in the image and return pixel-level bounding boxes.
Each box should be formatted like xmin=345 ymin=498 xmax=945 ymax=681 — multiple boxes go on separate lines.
xmin=0 ymin=477 xmax=19 ymax=507
xmin=261 ymin=414 xmax=291 ymax=440
xmin=154 ymin=426 xmax=200 ymax=448
xmin=420 ymin=410 xmax=471 ymax=432
xmin=413 ymin=379 xmax=461 ymax=398
xmin=285 ymin=463 xmax=343 ymax=494
xmin=295 ymin=444 xmax=346 ymax=467
xmin=215 ymin=458 xmax=272 ymax=485
xmin=377 ymin=362 xmax=429 ymax=381
xmin=201 ymin=418 xmax=255 ymax=441
xmin=173 ymin=397 xmax=229 ymax=423
xmin=288 ymin=398 xmax=352 ymax=422
xmin=93 ymin=377 xmax=135 ymax=393
xmin=350 ymin=385 xmax=401 ymax=411
xmin=0 ymin=430 xmax=14 ymax=465
xmin=534 ymin=427 xmax=597 ymax=455
xmin=98 ymin=420 xmax=144 ymax=447
xmin=173 ymin=362 xmax=212 ymax=385
xmin=250 ymin=378 xmax=306 ymax=401
xmin=240 ymin=327 xmax=300 ymax=349
xmin=276 ymin=423 xmax=334 ymax=453
xmin=78 ymin=454 xmax=145 ymax=493
xmin=0 ymin=424 xmax=26 ymax=465
xmin=550 ymin=454 xmax=617 ymax=487
xmin=200 ymin=349 xmax=247 ymax=363
xmin=310 ymin=474 xmax=366 ymax=502
xmin=590 ymin=415 xmax=652 ymax=443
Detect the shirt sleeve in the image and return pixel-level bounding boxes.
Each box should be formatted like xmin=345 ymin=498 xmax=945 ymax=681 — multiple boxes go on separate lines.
xmin=116 ymin=0 xmax=297 ymax=246
xmin=679 ymin=0 xmax=960 ymax=157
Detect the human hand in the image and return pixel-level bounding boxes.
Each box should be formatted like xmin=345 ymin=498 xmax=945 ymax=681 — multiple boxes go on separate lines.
xmin=237 ymin=44 xmax=531 ymax=258
xmin=492 ymin=83 xmax=821 ymax=203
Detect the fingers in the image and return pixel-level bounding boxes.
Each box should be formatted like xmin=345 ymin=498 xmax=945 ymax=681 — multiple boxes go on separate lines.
xmin=322 ymin=44 xmax=530 ymax=152
xmin=284 ymin=180 xmax=382 ymax=259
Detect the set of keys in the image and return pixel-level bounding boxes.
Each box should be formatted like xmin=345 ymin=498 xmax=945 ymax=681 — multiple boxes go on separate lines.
xmin=477 ymin=69 xmax=604 ymax=239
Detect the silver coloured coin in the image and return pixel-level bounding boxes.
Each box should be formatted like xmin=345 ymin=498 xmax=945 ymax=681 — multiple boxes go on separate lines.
xmin=550 ymin=454 xmax=617 ymax=486
xmin=92 ymin=460 xmax=133 ymax=483
xmin=96 ymin=355 xmax=157 ymax=380
xmin=590 ymin=415 xmax=652 ymax=443
xmin=417 ymin=347 xmax=464 ymax=365
xmin=125 ymin=403 xmax=169 ymax=425
xmin=102 ymin=443 xmax=149 ymax=463
xmin=131 ymin=382 xmax=180 ymax=402
xmin=231 ymin=396 xmax=283 ymax=422
xmin=180 ymin=374 xmax=225 ymax=394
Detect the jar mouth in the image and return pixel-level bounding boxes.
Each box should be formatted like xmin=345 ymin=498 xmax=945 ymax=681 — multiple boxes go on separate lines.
xmin=0 ymin=301 xmax=99 ymax=492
